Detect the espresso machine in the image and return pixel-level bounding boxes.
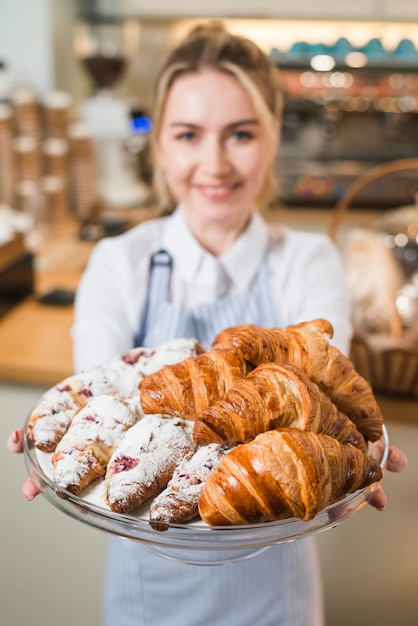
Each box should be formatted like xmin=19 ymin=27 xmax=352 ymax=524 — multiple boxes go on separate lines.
xmin=73 ymin=13 xmax=152 ymax=208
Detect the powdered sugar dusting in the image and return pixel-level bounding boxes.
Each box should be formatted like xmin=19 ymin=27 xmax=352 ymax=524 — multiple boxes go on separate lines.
xmin=30 ymin=386 xmax=85 ymax=450
xmin=29 ymin=338 xmax=202 ymax=451
xmin=105 ymin=415 xmax=195 ymax=513
xmin=56 ymin=395 xmax=141 ymax=450
xmin=29 ymin=367 xmax=121 ymax=450
xmin=52 ymin=395 xmax=141 ymax=492
xmin=140 ymin=338 xmax=204 ymax=376
xmin=149 ymin=443 xmax=233 ymax=527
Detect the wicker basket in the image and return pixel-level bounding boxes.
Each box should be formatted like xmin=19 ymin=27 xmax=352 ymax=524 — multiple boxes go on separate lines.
xmin=350 ymin=334 xmax=418 ymax=398
xmin=329 ymin=158 xmax=418 ymax=398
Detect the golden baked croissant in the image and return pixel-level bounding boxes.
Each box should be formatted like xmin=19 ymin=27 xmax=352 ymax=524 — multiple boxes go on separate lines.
xmin=138 ymin=348 xmax=252 ymax=418
xmin=193 ymin=363 xmax=366 ymax=451
xmin=213 ymin=319 xmax=383 ymax=441
xmin=198 ymin=428 xmax=383 ymax=525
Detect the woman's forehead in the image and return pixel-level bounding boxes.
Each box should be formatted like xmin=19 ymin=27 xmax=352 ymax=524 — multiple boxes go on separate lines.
xmin=162 ymin=69 xmax=258 ymax=125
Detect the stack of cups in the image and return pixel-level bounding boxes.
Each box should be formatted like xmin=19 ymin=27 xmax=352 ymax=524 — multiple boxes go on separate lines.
xmin=0 ymin=103 xmax=16 ymax=205
xmin=43 ymin=137 xmax=70 ymax=201
xmin=41 ymin=175 xmax=67 ymax=222
xmin=14 ymin=136 xmax=42 ymax=182
xmin=42 ymin=91 xmax=73 ymax=139
xmin=15 ymin=179 xmax=42 ymax=213
xmin=12 ymin=87 xmax=43 ymax=203
xmin=15 ymin=179 xmax=47 ymax=249
xmin=68 ymin=122 xmax=98 ymax=221
xmin=42 ymin=137 xmax=70 ymax=220
xmin=11 ymin=87 xmax=42 ymax=141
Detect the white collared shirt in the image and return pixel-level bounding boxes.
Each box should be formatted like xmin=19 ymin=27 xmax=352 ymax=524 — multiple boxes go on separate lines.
xmin=73 ymin=206 xmax=352 ymax=371
xmin=160 ymin=206 xmax=269 ymax=305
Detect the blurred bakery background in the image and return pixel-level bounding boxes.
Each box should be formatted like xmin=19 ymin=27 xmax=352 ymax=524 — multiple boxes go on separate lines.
xmin=1 ymin=1 xmax=417 ymax=625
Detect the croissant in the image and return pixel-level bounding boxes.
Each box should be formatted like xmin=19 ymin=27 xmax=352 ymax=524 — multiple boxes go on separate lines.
xmin=149 ymin=443 xmax=232 ymax=531
xmin=213 ymin=319 xmax=383 ymax=442
xmin=138 ymin=348 xmax=252 ymax=419
xmin=193 ymin=363 xmax=366 ymax=451
xmin=51 ymin=395 xmax=142 ymax=495
xmin=105 ymin=415 xmax=195 ymax=514
xmin=198 ymin=428 xmax=383 ymax=525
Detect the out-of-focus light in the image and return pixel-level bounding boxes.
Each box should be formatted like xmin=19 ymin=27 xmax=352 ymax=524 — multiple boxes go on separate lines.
xmin=329 ymin=71 xmax=347 ymax=88
xmin=382 ymin=233 xmax=396 ymax=248
xmin=345 ymin=96 xmax=370 ymax=112
xmin=389 ymin=73 xmax=406 ymax=89
xmin=399 ymin=95 xmax=416 ymax=112
xmin=299 ymin=71 xmax=316 ymax=88
xmin=130 ymin=115 xmax=153 ymax=134
xmin=345 ymin=52 xmax=367 ymax=68
xmin=310 ymin=54 xmax=336 ymax=71
xmin=395 ymin=232 xmax=409 ymax=247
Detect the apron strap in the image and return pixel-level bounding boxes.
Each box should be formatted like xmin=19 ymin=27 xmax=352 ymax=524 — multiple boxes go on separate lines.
xmin=135 ymin=249 xmax=173 ymax=346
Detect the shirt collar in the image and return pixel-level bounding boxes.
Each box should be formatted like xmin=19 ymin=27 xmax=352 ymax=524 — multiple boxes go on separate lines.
xmin=161 ymin=206 xmax=205 ymax=283
xmin=161 ymin=206 xmax=270 ymax=290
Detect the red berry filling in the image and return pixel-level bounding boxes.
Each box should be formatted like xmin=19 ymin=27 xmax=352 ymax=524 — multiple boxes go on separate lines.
xmin=112 ymin=456 xmax=139 ymax=473
xmin=122 ymin=349 xmax=156 ymax=365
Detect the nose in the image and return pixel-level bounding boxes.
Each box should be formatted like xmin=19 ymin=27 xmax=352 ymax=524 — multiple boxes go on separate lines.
xmin=201 ymin=137 xmax=232 ymax=177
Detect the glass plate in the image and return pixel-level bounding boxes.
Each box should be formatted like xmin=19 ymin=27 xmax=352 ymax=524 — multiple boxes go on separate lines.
xmin=24 ymin=417 xmax=389 ymax=565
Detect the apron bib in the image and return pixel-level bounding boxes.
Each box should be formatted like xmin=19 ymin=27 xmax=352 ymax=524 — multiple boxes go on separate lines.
xmin=105 ymin=247 xmax=323 ymax=626
xmin=135 ymin=247 xmax=281 ymax=349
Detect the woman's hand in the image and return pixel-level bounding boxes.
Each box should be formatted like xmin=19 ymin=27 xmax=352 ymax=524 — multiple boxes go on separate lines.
xmin=367 ymin=445 xmax=408 ymax=510
xmin=7 ymin=428 xmax=41 ymax=500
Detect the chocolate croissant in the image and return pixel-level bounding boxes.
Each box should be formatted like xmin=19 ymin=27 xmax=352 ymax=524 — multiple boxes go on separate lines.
xmin=213 ymin=319 xmax=383 ymax=441
xmin=193 ymin=363 xmax=366 ymax=451
xmin=198 ymin=428 xmax=383 ymax=526
xmin=138 ymin=348 xmax=252 ymax=418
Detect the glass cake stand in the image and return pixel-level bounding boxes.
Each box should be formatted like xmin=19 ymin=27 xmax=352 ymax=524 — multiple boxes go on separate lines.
xmin=24 ymin=418 xmax=389 ymax=566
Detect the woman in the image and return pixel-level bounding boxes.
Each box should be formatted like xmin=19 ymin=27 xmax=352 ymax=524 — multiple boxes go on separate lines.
xmin=9 ymin=23 xmax=407 ymax=626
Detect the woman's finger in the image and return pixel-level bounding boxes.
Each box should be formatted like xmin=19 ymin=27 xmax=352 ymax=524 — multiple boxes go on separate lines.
xmin=367 ymin=445 xmax=408 ymax=511
xmin=367 ymin=486 xmax=387 ymax=511
xmin=7 ymin=429 xmax=24 ymax=453
xmin=386 ymin=446 xmax=408 ymax=473
xmin=22 ymin=478 xmax=41 ymax=500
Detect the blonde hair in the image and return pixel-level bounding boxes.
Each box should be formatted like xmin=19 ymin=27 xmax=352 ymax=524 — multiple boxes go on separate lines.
xmin=151 ymin=22 xmax=283 ymax=210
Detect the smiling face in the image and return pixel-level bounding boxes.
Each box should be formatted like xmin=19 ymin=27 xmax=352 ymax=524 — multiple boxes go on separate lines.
xmin=155 ymin=68 xmax=278 ymax=236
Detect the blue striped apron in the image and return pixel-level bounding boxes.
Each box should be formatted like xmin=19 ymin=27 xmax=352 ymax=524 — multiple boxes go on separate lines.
xmin=105 ymin=248 xmax=324 ymax=626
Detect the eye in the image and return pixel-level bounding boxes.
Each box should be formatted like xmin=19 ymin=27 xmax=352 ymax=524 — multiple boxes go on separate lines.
xmin=176 ymin=131 xmax=197 ymax=142
xmin=231 ymin=129 xmax=254 ymax=142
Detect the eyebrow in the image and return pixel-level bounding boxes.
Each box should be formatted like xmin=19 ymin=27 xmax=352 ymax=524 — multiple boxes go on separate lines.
xmin=169 ymin=119 xmax=260 ymax=130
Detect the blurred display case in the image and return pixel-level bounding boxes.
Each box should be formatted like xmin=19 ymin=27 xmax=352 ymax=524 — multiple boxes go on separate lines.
xmin=272 ymin=38 xmax=418 ymax=207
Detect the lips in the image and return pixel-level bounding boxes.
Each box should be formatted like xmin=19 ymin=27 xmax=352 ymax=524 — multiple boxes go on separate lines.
xmin=195 ymin=183 xmax=241 ymax=200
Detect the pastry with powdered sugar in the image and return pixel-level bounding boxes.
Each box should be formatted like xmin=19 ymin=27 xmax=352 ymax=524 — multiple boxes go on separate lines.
xmin=149 ymin=443 xmax=233 ymax=530
xmin=105 ymin=415 xmax=196 ymax=514
xmin=110 ymin=337 xmax=204 ymax=397
xmin=27 ymin=337 xmax=204 ymax=452
xmin=27 ymin=366 xmax=121 ymax=452
xmin=51 ymin=395 xmax=142 ymax=495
